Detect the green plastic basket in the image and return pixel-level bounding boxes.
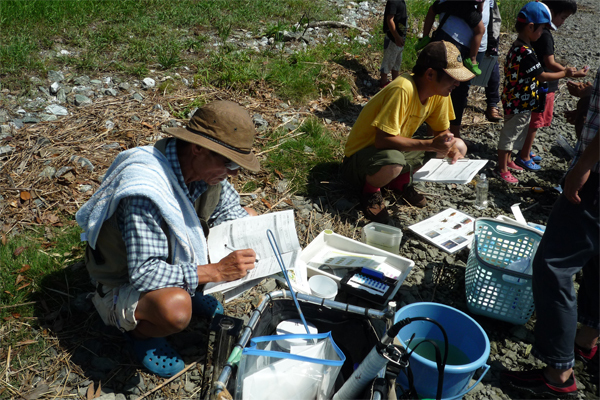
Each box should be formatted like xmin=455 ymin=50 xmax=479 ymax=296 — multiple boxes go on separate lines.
xmin=465 ymin=218 xmax=543 ymax=325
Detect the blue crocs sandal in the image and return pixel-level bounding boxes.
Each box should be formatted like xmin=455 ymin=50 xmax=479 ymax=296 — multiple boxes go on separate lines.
xmin=128 ymin=335 xmax=185 ymax=378
xmin=515 ymin=157 xmax=541 ymax=171
xmin=191 ymin=293 xmax=224 ymax=318
xmin=530 ymin=152 xmax=542 ymax=162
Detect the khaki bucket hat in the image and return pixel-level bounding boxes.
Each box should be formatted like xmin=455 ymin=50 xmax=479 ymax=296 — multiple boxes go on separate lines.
xmin=416 ymin=41 xmax=475 ymax=82
xmin=165 ymin=101 xmax=260 ymax=172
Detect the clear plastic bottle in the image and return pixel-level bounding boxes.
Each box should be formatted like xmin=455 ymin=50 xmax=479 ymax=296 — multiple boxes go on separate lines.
xmin=475 ymin=173 xmax=488 ymax=210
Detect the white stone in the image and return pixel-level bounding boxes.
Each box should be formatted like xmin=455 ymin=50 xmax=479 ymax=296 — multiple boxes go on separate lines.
xmin=142 ymin=78 xmax=155 ymax=88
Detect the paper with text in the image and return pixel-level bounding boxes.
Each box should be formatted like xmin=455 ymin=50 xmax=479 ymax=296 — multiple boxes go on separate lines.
xmin=413 ymin=158 xmax=488 ymax=184
xmin=204 ymin=210 xmax=301 ymax=294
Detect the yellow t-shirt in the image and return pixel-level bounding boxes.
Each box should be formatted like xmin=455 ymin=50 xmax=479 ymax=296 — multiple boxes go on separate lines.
xmin=344 ymin=73 xmax=455 ymax=157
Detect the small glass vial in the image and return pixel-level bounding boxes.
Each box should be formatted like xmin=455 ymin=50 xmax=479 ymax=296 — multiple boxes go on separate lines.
xmin=475 ymin=173 xmax=488 ymax=210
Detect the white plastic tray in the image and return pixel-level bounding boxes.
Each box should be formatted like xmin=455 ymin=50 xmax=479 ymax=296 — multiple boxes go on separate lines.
xmin=299 ymin=230 xmax=414 ymax=304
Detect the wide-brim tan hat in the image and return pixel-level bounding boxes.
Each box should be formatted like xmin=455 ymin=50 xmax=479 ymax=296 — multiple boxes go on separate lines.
xmin=417 ymin=41 xmax=475 ymax=82
xmin=165 ymin=100 xmax=260 ymax=172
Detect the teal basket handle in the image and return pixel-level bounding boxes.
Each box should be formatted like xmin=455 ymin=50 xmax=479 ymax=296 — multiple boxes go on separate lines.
xmin=444 ymin=363 xmax=490 ymax=400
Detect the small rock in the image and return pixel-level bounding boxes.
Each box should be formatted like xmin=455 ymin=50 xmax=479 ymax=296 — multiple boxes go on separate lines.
xmin=132 ymin=93 xmax=144 ymax=101
xmin=104 ymin=88 xmax=118 ymax=96
xmin=45 ymin=104 xmax=69 ymax=116
xmin=73 ymin=75 xmax=90 ymax=86
xmin=142 ymin=78 xmax=155 ymax=89
xmin=22 ymin=116 xmax=40 ymax=124
xmin=118 ymin=82 xmax=130 ymax=91
xmin=40 ymin=114 xmax=58 ymax=122
xmin=0 ymin=145 xmax=15 ymax=157
xmin=48 ymin=70 xmax=65 ymax=82
xmin=38 ymin=166 xmax=56 ymax=178
xmin=74 ymin=95 xmax=92 ymax=106
xmin=70 ymin=155 xmax=94 ymax=171
xmin=50 ymin=82 xmax=60 ymax=94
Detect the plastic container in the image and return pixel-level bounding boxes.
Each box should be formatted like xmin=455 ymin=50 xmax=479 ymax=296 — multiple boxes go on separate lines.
xmin=395 ymin=302 xmax=490 ymax=400
xmin=308 ymin=275 xmax=338 ymax=300
xmin=465 ymin=218 xmax=543 ymax=324
xmin=361 ymin=222 xmax=403 ymax=254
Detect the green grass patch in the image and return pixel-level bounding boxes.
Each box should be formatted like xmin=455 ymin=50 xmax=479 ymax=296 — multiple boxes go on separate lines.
xmin=499 ymin=0 xmax=530 ymax=32
xmin=0 ymin=223 xmax=85 ymax=320
xmin=264 ymin=117 xmax=344 ymax=193
xmin=0 ymin=0 xmax=340 ymax=81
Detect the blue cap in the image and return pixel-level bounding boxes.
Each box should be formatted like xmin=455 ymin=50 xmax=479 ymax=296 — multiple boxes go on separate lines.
xmin=517 ymin=2 xmax=552 ymax=25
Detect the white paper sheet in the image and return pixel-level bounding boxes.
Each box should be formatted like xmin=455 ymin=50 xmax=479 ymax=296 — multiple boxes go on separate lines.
xmin=412 ymin=158 xmax=488 ymax=184
xmin=204 ymin=210 xmax=302 ymax=294
xmin=408 ymin=208 xmax=475 ymax=254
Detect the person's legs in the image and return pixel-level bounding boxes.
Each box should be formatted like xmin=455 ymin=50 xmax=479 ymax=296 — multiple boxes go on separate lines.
xmin=519 ymin=92 xmax=555 ymax=164
xmin=531 ymin=175 xmax=600 ymax=382
xmin=134 ymin=287 xmax=192 ymax=338
xmin=465 ymin=21 xmax=485 ymax=75
xmin=485 ymin=60 xmax=502 ymax=122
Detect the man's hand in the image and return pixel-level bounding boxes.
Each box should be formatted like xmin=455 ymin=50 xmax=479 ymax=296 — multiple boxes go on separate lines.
xmin=446 ymin=143 xmax=465 ymax=164
xmin=201 ymin=249 xmax=256 ymax=283
xmin=567 ymin=80 xmax=593 ymax=98
xmin=395 ymin=36 xmax=406 ymax=47
xmin=563 ymin=165 xmax=590 ymax=204
xmin=431 ymin=131 xmax=456 ymax=153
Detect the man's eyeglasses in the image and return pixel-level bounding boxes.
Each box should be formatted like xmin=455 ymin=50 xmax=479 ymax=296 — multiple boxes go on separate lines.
xmin=224 ymin=159 xmax=241 ymax=170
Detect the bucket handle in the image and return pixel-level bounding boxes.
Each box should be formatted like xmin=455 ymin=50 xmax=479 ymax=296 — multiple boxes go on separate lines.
xmin=443 ymin=363 xmax=490 ymax=400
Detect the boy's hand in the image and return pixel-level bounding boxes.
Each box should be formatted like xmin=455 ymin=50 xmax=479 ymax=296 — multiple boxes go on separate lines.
xmin=395 ymin=37 xmax=406 ymax=47
xmin=571 ymin=67 xmax=590 ymax=78
xmin=564 ymin=67 xmax=576 ymax=78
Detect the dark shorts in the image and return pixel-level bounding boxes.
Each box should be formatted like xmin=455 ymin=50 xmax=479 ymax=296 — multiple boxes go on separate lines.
xmin=434 ymin=0 xmax=482 ymax=28
xmin=341 ymin=146 xmax=431 ymax=190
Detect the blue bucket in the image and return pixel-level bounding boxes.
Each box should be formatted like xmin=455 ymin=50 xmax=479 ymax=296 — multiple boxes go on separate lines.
xmin=394 ymin=302 xmax=490 ymax=400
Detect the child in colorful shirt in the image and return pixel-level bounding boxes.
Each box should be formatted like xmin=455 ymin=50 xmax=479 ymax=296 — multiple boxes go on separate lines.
xmin=517 ymin=0 xmax=582 ymax=171
xmin=494 ymin=2 xmax=583 ymax=184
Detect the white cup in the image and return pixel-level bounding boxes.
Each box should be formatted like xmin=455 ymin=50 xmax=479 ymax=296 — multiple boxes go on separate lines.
xmin=308 ymin=275 xmax=338 ymax=300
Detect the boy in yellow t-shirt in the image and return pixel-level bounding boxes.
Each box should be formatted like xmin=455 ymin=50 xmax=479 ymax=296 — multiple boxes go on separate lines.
xmin=342 ymin=41 xmax=474 ymax=222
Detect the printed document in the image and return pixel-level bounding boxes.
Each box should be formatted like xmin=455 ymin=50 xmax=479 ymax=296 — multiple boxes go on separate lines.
xmin=413 ymin=158 xmax=488 ymax=184
xmin=204 ymin=210 xmax=302 ymax=294
xmin=408 ymin=208 xmax=475 ymax=254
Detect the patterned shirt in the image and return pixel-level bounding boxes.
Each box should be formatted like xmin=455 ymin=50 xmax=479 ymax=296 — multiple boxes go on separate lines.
xmin=501 ymin=39 xmax=544 ymax=115
xmin=571 ymin=67 xmax=600 ymax=174
xmin=116 ymin=139 xmax=249 ymax=294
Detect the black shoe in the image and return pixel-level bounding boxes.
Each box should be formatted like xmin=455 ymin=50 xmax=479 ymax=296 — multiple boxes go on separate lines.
xmin=360 ymin=191 xmax=389 ymax=223
xmin=501 ymin=369 xmax=578 ymax=399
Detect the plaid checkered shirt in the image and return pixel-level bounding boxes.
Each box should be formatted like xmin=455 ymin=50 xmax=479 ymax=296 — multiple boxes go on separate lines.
xmin=116 ymin=139 xmax=249 ymax=294
xmin=571 ymin=67 xmax=600 ymax=174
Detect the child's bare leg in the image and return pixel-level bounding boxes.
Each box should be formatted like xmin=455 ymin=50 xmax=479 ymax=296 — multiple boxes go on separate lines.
xmin=422 ymin=6 xmax=436 ymax=38
xmin=498 ymin=149 xmax=511 ymax=173
xmin=380 ymin=71 xmax=389 ymax=87
xmin=519 ymin=126 xmax=537 ymax=161
xmin=469 ymin=21 xmax=485 ymax=62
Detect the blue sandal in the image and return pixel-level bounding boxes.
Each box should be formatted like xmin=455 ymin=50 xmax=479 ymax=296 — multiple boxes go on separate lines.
xmin=191 ymin=293 xmax=224 ymax=318
xmin=515 ymin=156 xmax=541 ymax=171
xmin=530 ymin=152 xmax=542 ymax=162
xmin=128 ymin=335 xmax=185 ymax=377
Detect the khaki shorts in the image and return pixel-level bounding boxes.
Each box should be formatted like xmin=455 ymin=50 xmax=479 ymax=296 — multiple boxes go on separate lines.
xmin=380 ymin=38 xmax=404 ymax=74
xmin=91 ymin=283 xmax=141 ymax=332
xmin=498 ymin=112 xmax=532 ymax=151
xmin=341 ymin=146 xmax=428 ymax=190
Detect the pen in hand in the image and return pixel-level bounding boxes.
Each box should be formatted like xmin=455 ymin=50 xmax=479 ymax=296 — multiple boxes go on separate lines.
xmin=224 ymin=243 xmax=260 ymax=262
